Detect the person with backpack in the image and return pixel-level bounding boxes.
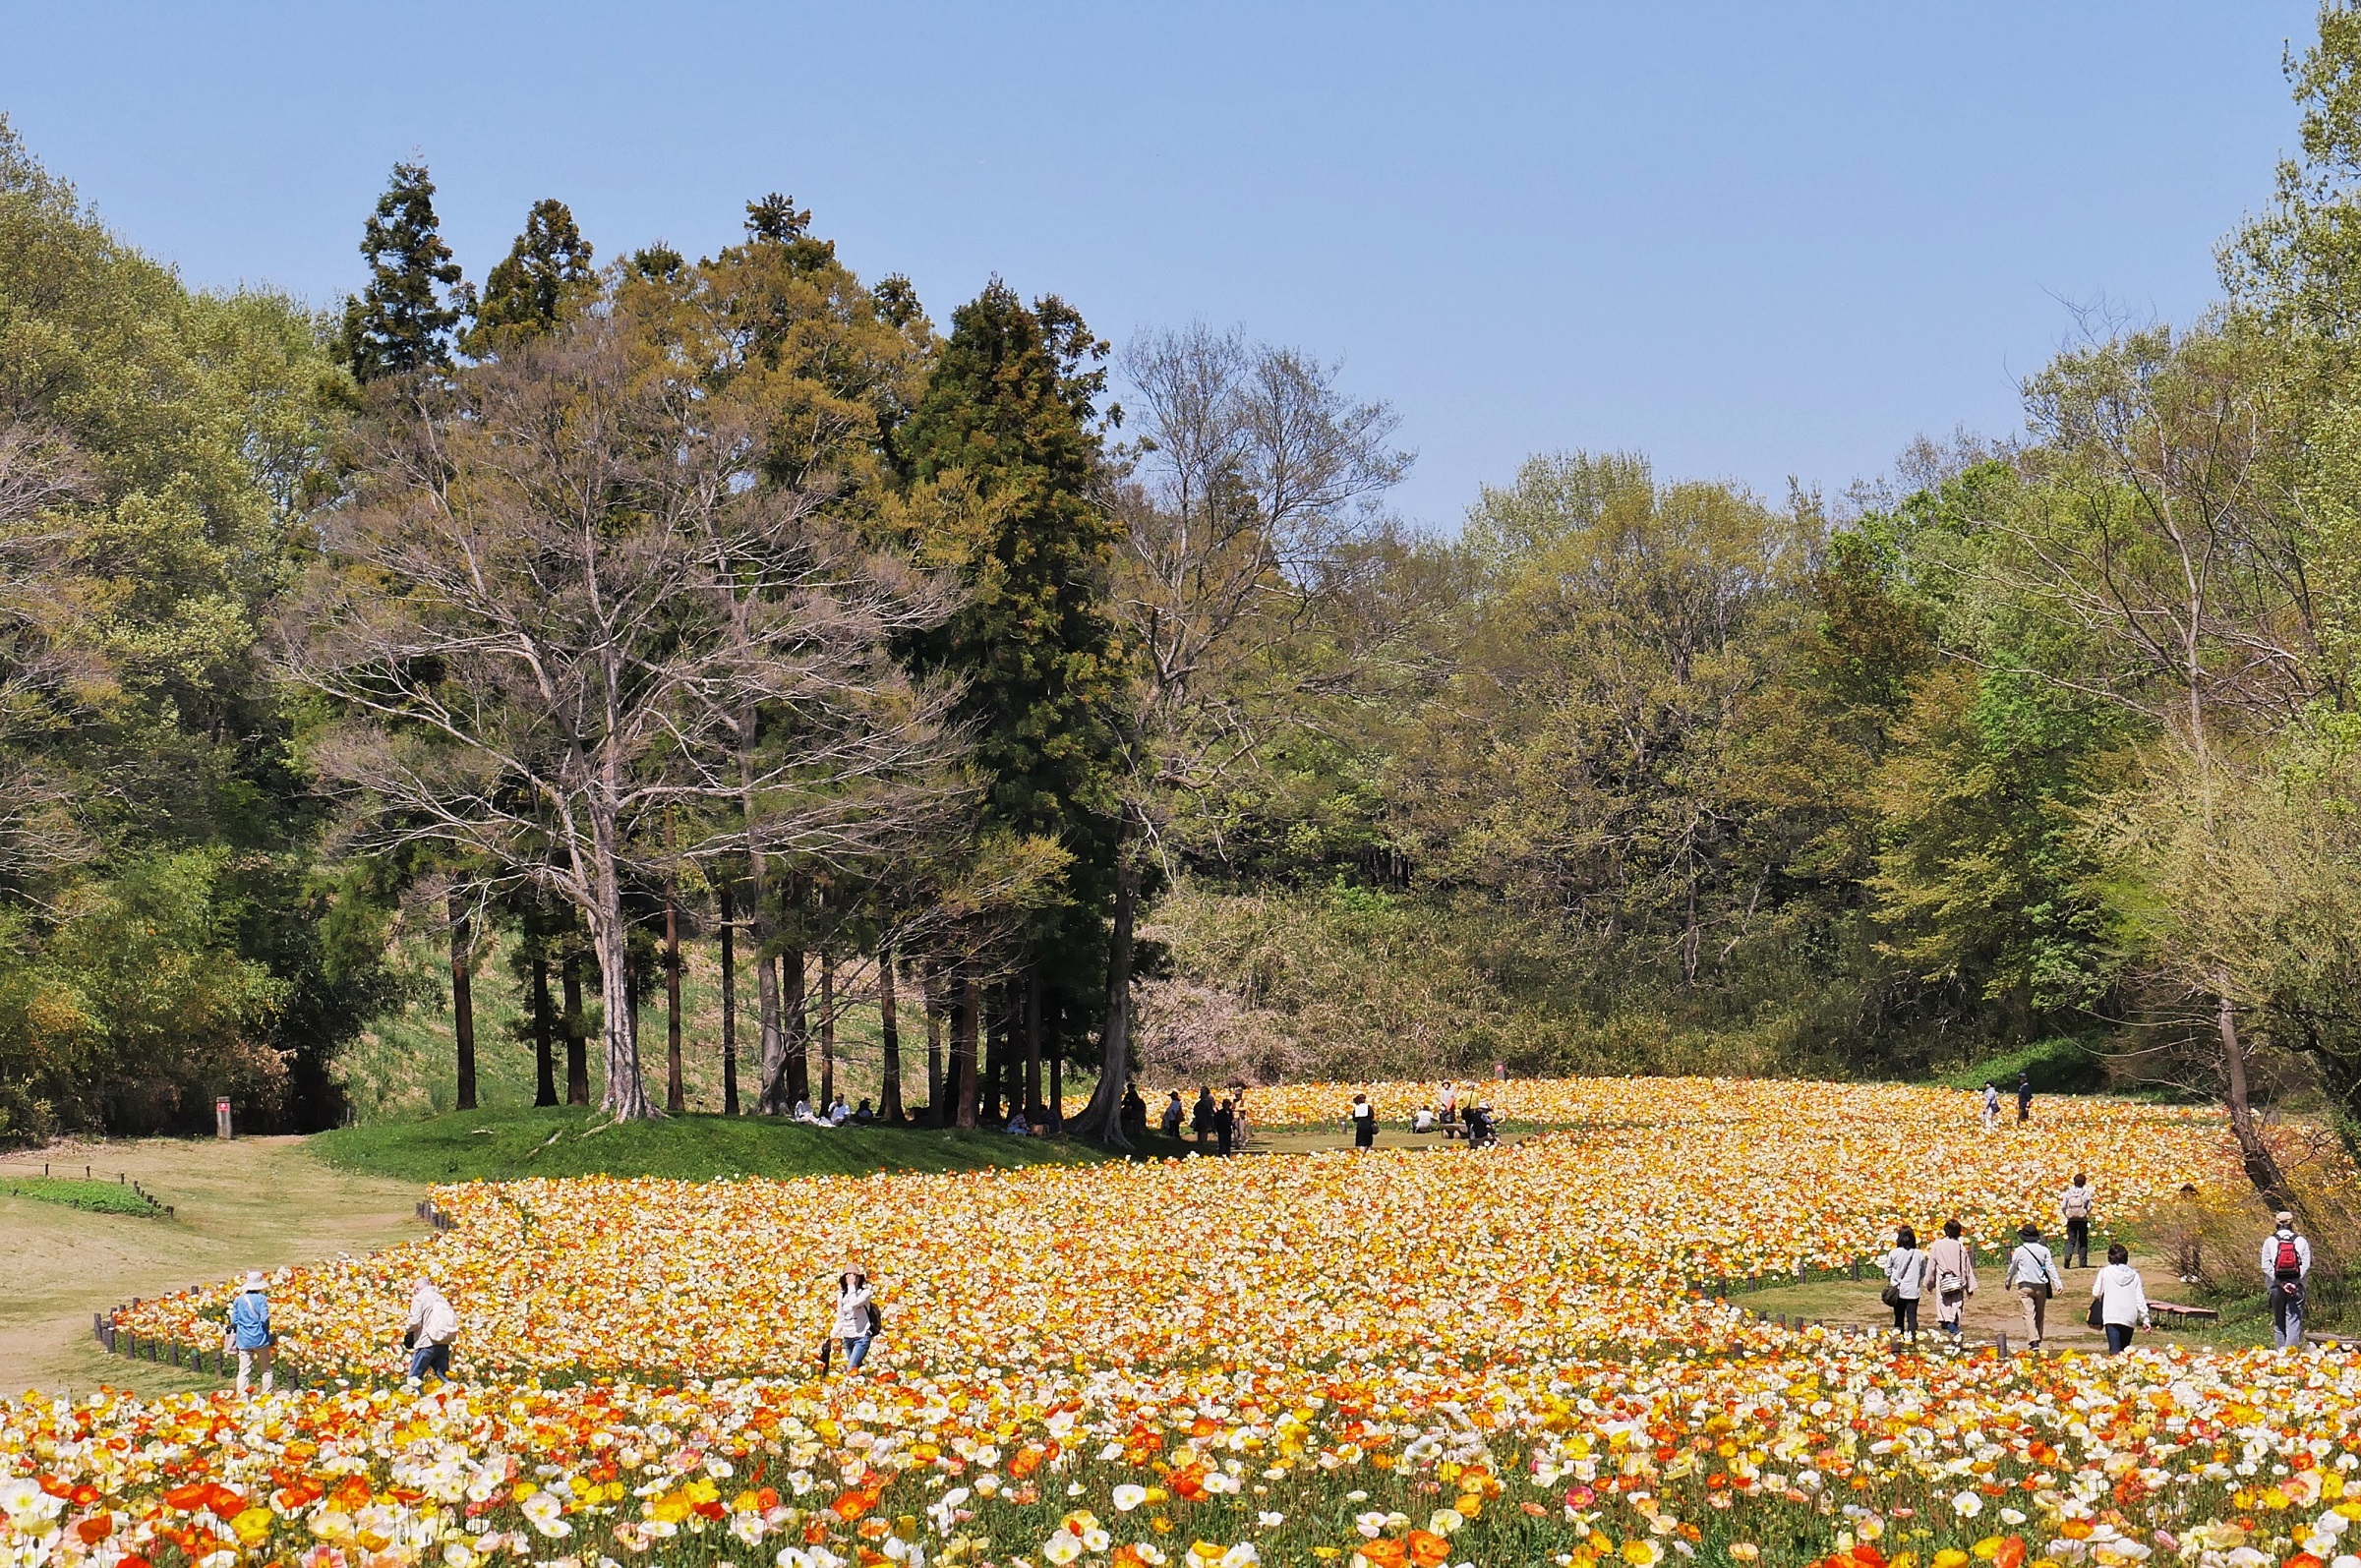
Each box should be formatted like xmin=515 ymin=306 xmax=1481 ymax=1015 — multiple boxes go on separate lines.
xmin=1881 ymin=1226 xmax=1930 ymax=1343
xmin=1927 ymin=1219 xmax=1977 ymax=1344
xmin=225 ymin=1270 xmax=274 ymax=1396
xmin=2089 ymin=1243 xmax=2151 ymax=1355
xmin=402 ymin=1275 xmax=460 ymax=1382
xmin=2005 ymin=1223 xmax=2065 ymax=1349
xmin=831 ymin=1268 xmax=879 ymax=1370
xmin=1981 ymin=1082 xmax=2000 ymax=1132
xmin=2261 ymin=1212 xmax=2313 ymax=1350
xmin=2059 ymin=1174 xmax=2095 ymax=1269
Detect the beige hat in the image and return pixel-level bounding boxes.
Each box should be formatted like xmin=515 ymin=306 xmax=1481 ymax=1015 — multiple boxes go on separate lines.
xmin=2275 ymin=1211 xmax=2296 ymax=1226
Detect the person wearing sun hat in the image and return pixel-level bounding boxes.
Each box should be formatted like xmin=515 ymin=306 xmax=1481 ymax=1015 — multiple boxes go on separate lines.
xmin=225 ymin=1270 xmax=274 ymax=1396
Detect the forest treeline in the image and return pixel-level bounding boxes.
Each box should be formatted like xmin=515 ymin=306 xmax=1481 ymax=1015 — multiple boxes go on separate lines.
xmin=12 ymin=11 xmax=2361 ymax=1192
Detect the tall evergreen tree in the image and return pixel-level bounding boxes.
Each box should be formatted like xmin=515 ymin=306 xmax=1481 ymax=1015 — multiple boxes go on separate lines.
xmin=337 ymin=161 xmax=464 ymax=383
xmin=463 ymin=198 xmax=593 ymax=354
xmin=893 ymin=280 xmax=1129 ymax=1108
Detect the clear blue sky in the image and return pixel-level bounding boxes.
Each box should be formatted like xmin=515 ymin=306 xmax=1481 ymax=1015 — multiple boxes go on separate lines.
xmin=0 ymin=3 xmax=2324 ymax=528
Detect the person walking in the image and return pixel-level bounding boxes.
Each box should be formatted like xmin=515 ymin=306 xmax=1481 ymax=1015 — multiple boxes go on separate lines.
xmin=2015 ymin=1072 xmax=2034 ymax=1124
xmin=1981 ymin=1082 xmax=2000 ymax=1132
xmin=2059 ymin=1173 xmax=2095 ymax=1269
xmin=402 ymin=1275 xmax=460 ymax=1382
xmin=1927 ymin=1220 xmax=1977 ymax=1344
xmin=1882 ymin=1226 xmax=1930 ymax=1343
xmin=1160 ymin=1090 xmax=1184 ymax=1139
xmin=225 ymin=1270 xmax=274 ymax=1396
xmin=831 ymin=1268 xmax=878 ymax=1370
xmin=1213 ymin=1096 xmax=1236 ymax=1157
xmin=1191 ymin=1087 xmax=1215 ymax=1152
xmin=2262 ymin=1211 xmax=2313 ymax=1350
xmin=2090 ymin=1243 xmax=2151 ymax=1355
xmin=2005 ymin=1223 xmax=2064 ymax=1350
xmin=1350 ymin=1091 xmax=1377 ymax=1150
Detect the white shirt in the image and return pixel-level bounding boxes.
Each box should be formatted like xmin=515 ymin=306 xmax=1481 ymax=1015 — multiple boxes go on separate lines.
xmin=2091 ymin=1262 xmax=2149 ymax=1327
xmin=1884 ymin=1248 xmax=1929 ymax=1300
xmin=2007 ymin=1243 xmax=2063 ymax=1292
xmin=2262 ymin=1230 xmax=2314 ymax=1283
xmin=832 ymin=1284 xmax=874 ymax=1340
xmin=406 ymin=1284 xmax=459 ymax=1347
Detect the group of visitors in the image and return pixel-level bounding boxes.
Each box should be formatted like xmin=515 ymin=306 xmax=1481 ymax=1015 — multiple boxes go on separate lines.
xmin=791 ymin=1095 xmax=877 ymax=1128
xmin=1159 ymin=1085 xmax=1247 ymax=1154
xmin=1978 ymin=1072 xmax=2036 ymax=1131
xmin=1342 ymin=1087 xmax=1498 ymax=1149
xmin=1874 ymin=1174 xmax=2319 ymax=1355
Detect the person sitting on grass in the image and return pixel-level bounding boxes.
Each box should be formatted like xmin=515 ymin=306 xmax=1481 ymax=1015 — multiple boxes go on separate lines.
xmin=1005 ymin=1108 xmax=1031 ymax=1136
xmin=853 ymin=1098 xmax=874 ymax=1125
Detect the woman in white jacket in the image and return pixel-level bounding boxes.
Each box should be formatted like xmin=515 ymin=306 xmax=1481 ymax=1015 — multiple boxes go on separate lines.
xmin=2089 ymin=1243 xmax=2150 ymax=1355
xmin=831 ymin=1269 xmax=877 ymax=1370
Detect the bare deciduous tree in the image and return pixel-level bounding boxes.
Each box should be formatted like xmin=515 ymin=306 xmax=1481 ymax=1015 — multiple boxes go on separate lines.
xmin=278 ymin=306 xmax=957 ymax=1120
xmin=1072 ymin=325 xmax=1409 ymax=1143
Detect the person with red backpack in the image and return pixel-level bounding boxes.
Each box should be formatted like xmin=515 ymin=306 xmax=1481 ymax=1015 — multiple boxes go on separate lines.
xmin=2260 ymin=1212 xmax=2312 ymax=1350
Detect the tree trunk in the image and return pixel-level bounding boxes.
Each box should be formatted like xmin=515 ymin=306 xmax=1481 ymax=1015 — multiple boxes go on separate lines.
xmin=955 ymin=966 xmax=980 ymax=1130
xmin=719 ymin=884 xmax=739 ymax=1117
xmin=530 ymin=939 xmax=558 ymax=1108
xmin=2219 ymin=987 xmax=2296 ymax=1212
xmin=1025 ymin=966 xmax=1043 ymax=1120
xmin=757 ymin=947 xmax=786 ymax=1114
xmin=1071 ymin=845 xmax=1142 ymax=1147
xmin=1050 ymin=1049 xmax=1062 ymax=1128
xmin=784 ymin=947 xmax=809 ymax=1107
xmin=980 ymin=992 xmax=1006 ymax=1128
xmin=591 ymin=902 xmax=654 ymax=1121
xmin=924 ymin=966 xmax=945 ymax=1128
xmin=819 ymin=953 xmax=836 ymax=1110
xmin=878 ymin=945 xmax=905 ymax=1124
xmin=562 ymin=946 xmax=589 ymax=1105
xmin=665 ymin=888 xmax=685 ymax=1115
xmin=448 ymin=889 xmax=478 ymax=1113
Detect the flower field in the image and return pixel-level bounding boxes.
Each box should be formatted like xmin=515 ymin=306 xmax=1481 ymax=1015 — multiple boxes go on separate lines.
xmin=8 ymin=1078 xmax=2357 ymax=1568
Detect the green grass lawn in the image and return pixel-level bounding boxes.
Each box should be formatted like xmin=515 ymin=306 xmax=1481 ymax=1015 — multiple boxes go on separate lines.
xmin=0 ymin=1175 xmax=165 ymax=1217
xmin=313 ymin=1104 xmax=1129 ymax=1184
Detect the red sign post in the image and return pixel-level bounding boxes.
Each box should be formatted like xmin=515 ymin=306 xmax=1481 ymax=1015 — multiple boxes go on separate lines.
xmin=214 ymin=1097 xmax=232 ymax=1140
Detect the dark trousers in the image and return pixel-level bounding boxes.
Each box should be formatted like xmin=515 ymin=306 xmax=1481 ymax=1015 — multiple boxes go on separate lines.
xmin=1890 ymin=1296 xmax=1918 ymax=1335
xmin=2103 ymin=1323 xmax=2133 ymax=1355
xmin=1216 ymin=1127 xmax=1232 ymax=1156
xmin=2064 ymin=1217 xmax=2090 ymax=1269
xmin=1355 ymin=1122 xmax=1374 ymax=1148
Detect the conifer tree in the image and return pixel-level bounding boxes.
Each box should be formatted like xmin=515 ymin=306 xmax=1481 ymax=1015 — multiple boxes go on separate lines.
xmin=463 ymin=198 xmax=592 ymax=354
xmin=337 ymin=160 xmax=464 ymax=383
xmin=893 ymin=280 xmax=1129 ymax=1118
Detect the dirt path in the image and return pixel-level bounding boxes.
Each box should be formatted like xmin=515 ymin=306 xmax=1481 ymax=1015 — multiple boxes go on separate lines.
xmin=0 ymin=1136 xmax=423 ymax=1398
xmin=1732 ymin=1243 xmax=2238 ymax=1353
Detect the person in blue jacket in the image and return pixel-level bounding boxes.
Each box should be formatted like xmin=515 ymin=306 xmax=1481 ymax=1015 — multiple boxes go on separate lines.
xmin=226 ymin=1270 xmax=274 ymax=1396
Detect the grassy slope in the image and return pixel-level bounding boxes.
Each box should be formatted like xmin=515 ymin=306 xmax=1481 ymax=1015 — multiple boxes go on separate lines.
xmin=0 ymin=1136 xmax=422 ymax=1398
xmin=312 ymin=1105 xmax=1119 ymax=1184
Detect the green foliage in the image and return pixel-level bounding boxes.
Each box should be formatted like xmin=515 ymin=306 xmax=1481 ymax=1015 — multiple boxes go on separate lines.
xmin=335 ymin=161 xmax=464 ymax=383
xmin=462 ymin=198 xmax=592 ymax=354
xmin=0 ymin=1174 xmax=161 ymax=1216
xmin=312 ymin=1103 xmax=1104 ymax=1184
xmin=1928 ymin=1036 xmax=2107 ymax=1094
